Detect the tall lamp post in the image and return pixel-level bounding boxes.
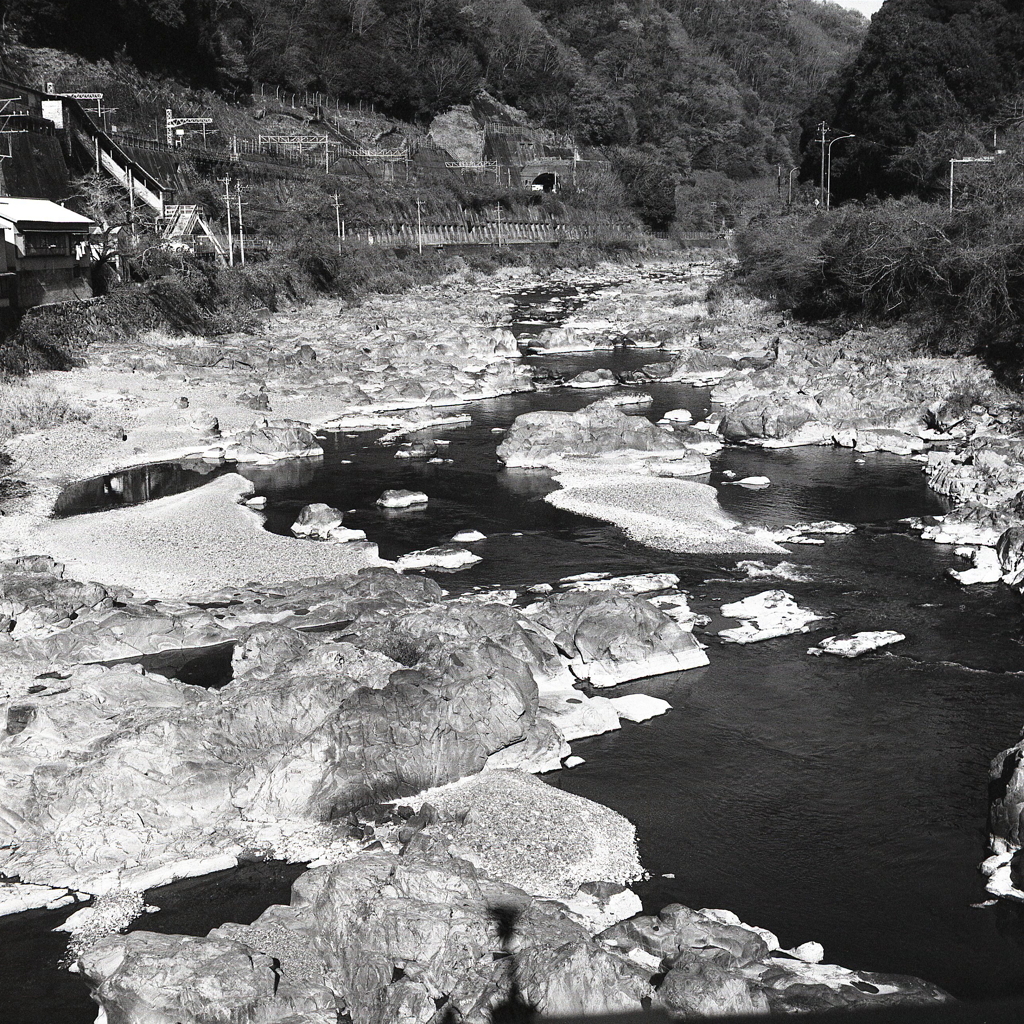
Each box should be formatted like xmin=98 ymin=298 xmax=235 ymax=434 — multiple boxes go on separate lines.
xmin=826 ymin=133 xmax=855 ymax=210
xmin=948 ymin=155 xmax=996 ymax=213
xmin=788 ymin=166 xmax=799 ymax=205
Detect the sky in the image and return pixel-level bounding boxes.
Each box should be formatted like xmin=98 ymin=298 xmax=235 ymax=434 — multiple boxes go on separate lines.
xmin=833 ymin=0 xmax=885 ymax=15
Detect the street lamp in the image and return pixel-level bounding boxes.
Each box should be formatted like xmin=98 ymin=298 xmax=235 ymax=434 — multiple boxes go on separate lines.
xmin=948 ymin=155 xmax=996 ymax=213
xmin=788 ymin=166 xmax=799 ymax=205
xmin=826 ymin=133 xmax=855 ymax=210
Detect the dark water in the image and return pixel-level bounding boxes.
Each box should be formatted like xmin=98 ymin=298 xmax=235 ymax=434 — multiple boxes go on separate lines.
xmin=17 ymin=285 xmax=1024 ymax=1018
xmin=554 ymin=533 xmax=1024 ymax=1001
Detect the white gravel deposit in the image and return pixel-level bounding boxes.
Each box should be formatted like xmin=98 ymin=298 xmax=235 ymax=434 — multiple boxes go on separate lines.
xmin=25 ymin=474 xmax=385 ymax=598
xmin=545 ymin=471 xmax=783 ymax=555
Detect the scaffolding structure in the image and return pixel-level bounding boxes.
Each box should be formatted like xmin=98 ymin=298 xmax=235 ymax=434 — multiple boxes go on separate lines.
xmin=257 ymin=134 xmax=330 ymax=152
xmin=165 ymin=108 xmax=214 ymax=147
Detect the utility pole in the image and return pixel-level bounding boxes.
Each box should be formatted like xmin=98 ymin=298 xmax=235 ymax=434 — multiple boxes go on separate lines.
xmin=236 ymin=186 xmax=246 ymax=265
xmin=220 ymin=175 xmax=234 ymax=266
xmin=332 ymin=193 xmax=342 ymax=253
xmin=497 ymin=202 xmax=502 ymax=248
xmin=817 ymin=121 xmax=828 ymax=207
xmin=127 ymin=166 xmax=135 ymax=237
xmin=416 ymin=197 xmax=423 ymax=254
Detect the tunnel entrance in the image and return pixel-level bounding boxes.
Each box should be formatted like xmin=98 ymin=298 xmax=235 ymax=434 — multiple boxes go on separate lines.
xmin=531 ymin=172 xmax=558 ymax=193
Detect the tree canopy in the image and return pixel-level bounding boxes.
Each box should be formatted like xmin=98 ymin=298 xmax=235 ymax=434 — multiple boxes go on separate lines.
xmin=804 ymin=0 xmax=1024 ymax=201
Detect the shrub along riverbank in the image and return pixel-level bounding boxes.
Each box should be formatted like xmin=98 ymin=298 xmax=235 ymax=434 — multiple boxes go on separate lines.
xmin=1 ymin=237 xmax=643 ymax=377
xmin=736 ymin=137 xmax=1024 ymax=381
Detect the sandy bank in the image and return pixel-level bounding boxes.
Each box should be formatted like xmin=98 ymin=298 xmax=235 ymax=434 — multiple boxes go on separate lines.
xmin=16 ymin=473 xmax=384 ymax=598
xmin=546 ymin=467 xmax=783 ymax=555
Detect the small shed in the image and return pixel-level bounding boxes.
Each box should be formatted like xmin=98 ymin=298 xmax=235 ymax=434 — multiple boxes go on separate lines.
xmin=0 ymin=197 xmax=96 ymax=308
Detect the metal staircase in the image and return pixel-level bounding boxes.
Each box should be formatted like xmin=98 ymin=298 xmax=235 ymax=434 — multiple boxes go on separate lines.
xmin=163 ymin=203 xmax=225 ymax=255
xmin=63 ymin=98 xmax=225 ymax=257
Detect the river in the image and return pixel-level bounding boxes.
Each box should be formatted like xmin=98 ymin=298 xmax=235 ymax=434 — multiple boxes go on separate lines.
xmin=5 ymin=283 xmax=1024 ymax=1021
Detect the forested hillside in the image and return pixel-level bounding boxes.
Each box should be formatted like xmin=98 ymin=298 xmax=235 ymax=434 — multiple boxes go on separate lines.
xmin=803 ymin=0 xmax=1024 ymax=201
xmin=739 ymin=0 xmax=1024 ymax=375
xmin=2 ymin=0 xmax=865 ymax=196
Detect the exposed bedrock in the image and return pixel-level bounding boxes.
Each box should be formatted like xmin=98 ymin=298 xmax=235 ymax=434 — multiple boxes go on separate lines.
xmin=0 ymin=564 xmax=705 ymax=892
xmin=983 ymin=736 xmax=1024 ymax=901
xmin=77 ymin=839 xmax=950 ymax=1024
xmin=496 ymin=397 xmax=694 ymax=470
xmin=718 ymin=392 xmax=826 ymax=445
xmin=523 ymin=590 xmax=708 ymax=685
xmin=695 ymin=325 xmax=1013 ymax=452
xmin=0 ymin=623 xmax=536 ymax=888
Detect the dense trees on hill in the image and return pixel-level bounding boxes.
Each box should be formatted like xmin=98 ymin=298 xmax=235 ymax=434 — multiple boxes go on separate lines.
xmin=804 ymin=0 xmax=1024 ymax=201
xmin=3 ymin=0 xmax=865 ymax=192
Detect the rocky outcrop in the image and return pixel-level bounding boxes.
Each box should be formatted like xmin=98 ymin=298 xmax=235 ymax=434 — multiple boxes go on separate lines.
xmin=997 ymin=527 xmax=1024 ymax=587
xmin=925 ymin=439 xmax=1024 ymax=506
xmin=222 ymin=419 xmax=325 ymax=463
xmin=527 ymin=325 xmax=613 ymax=353
xmin=78 ymin=840 xmax=949 ymax=1024
xmin=497 ymin=397 xmax=688 ymax=468
xmin=0 ymin=622 xmax=537 ymax=891
xmin=0 ymin=561 xmax=711 ymax=893
xmin=984 ymin=734 xmax=1024 ymax=900
xmin=79 ymin=843 xmax=643 ymax=1024
xmin=719 ymin=393 xmax=824 ymax=445
xmin=523 ymin=590 xmax=709 ymax=685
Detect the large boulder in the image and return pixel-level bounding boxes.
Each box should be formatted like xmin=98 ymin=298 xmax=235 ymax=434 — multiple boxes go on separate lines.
xmin=497 ymin=398 xmax=686 ymax=468
xmin=601 ymin=903 xmax=950 ymax=1018
xmin=385 ymin=600 xmax=572 ymax=689
xmin=990 ymin=736 xmax=1024 ymax=851
xmin=998 ymin=526 xmax=1024 ymax=588
xmin=224 ymin=419 xmax=324 ymax=463
xmin=79 ymin=932 xmax=308 ymax=1023
xmin=79 ymin=842 xmax=647 ymax=1024
xmin=655 ymin=951 xmax=770 ymax=1017
xmin=523 ymin=591 xmax=709 ymax=686
xmin=719 ymin=393 xmax=823 ymax=444
xmin=291 ymin=503 xmax=345 ymax=539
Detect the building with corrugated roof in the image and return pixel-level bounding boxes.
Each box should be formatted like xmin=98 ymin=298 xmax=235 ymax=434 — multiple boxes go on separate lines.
xmin=0 ymin=197 xmax=96 ymax=308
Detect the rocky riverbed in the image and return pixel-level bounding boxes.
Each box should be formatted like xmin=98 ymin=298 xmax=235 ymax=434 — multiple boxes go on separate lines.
xmin=5 ymin=252 xmax=1024 ymax=1020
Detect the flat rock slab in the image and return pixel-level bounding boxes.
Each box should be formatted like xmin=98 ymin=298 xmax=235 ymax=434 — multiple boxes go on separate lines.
xmin=607 ymin=694 xmax=672 ymax=723
xmin=0 ymin=881 xmax=78 ymax=917
xmin=396 ymin=545 xmax=481 ymax=571
xmin=719 ymin=590 xmax=825 ymax=644
xmin=808 ymin=631 xmax=906 ymax=658
xmin=559 ymin=572 xmax=680 ymax=595
xmin=377 ymin=489 xmax=429 ymax=509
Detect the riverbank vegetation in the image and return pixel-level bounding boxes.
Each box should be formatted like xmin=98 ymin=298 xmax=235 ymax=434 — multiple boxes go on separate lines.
xmin=3 ymin=236 xmax=641 ymax=375
xmin=736 ymin=0 xmax=1024 ymax=376
xmin=737 ymin=132 xmax=1024 ymax=376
